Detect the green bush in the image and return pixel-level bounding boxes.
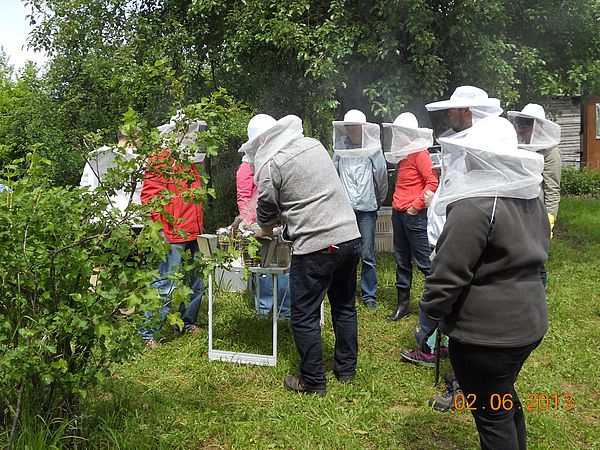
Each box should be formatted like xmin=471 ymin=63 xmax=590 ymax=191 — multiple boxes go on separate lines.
xmin=0 ymin=163 xmax=158 ymax=450
xmin=0 ymin=93 xmax=242 ymax=446
xmin=561 ymin=167 xmax=600 ymax=198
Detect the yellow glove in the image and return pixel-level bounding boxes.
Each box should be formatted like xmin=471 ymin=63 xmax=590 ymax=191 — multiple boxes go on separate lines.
xmin=548 ymin=213 xmax=555 ymax=239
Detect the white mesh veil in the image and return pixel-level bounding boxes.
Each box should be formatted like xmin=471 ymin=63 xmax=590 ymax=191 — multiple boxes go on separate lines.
xmin=426 ymin=86 xmax=503 ymax=139
xmin=249 ymin=115 xmax=304 ymax=183
xmin=434 ymin=117 xmax=544 ymax=215
xmin=383 ymin=112 xmax=433 ymax=164
xmin=333 ymin=110 xmax=381 ymax=158
xmin=507 ymin=104 xmax=561 ymax=152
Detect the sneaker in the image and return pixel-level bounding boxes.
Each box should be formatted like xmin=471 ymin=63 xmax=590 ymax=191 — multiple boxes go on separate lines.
xmin=145 ymin=339 xmax=160 ymax=349
xmin=185 ymin=324 xmax=201 ymax=334
xmin=283 ymin=375 xmax=326 ymax=397
xmin=174 ymin=324 xmax=201 ymax=335
xmin=400 ymin=348 xmax=436 ymax=368
xmin=439 ymin=346 xmax=449 ymax=359
xmin=429 ymin=379 xmax=463 ymax=412
xmin=363 ymin=300 xmax=377 ymax=310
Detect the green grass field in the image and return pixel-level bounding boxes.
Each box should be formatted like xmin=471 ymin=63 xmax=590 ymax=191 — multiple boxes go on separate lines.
xmin=21 ymin=198 xmax=600 ymax=449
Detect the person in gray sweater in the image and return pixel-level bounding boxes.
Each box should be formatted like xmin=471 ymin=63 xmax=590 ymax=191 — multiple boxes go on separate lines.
xmin=421 ymin=117 xmax=550 ymax=450
xmin=239 ymin=114 xmax=361 ymax=396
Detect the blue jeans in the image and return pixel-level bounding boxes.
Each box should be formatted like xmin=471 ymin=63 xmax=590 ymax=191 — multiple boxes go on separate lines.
xmin=256 ymin=273 xmax=291 ymax=317
xmin=289 ymin=238 xmax=361 ymax=389
xmin=355 ymin=210 xmax=378 ymax=302
xmin=391 ymin=209 xmax=432 ymax=291
xmin=140 ymin=240 xmax=204 ymax=340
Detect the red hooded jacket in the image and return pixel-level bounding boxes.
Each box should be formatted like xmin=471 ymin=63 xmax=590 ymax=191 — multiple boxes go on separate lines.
xmin=141 ymin=150 xmax=204 ymax=243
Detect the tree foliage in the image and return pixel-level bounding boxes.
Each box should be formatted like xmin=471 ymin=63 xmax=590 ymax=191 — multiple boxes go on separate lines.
xmin=23 ymin=0 xmax=600 ymax=140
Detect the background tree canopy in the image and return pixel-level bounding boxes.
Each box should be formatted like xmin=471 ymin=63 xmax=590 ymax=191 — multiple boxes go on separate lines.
xmin=1 ymin=0 xmax=599 ymax=222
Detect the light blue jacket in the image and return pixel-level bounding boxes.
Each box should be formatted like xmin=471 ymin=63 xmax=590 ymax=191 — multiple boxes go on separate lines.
xmin=333 ymin=151 xmax=388 ymax=212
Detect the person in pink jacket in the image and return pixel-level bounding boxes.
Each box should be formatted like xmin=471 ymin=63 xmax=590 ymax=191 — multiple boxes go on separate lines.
xmin=236 ymin=115 xmax=291 ymax=317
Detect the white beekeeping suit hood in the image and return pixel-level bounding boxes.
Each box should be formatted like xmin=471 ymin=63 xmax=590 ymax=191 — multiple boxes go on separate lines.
xmin=158 ymin=113 xmax=208 ymax=162
xmin=383 ymin=112 xmax=433 ymax=164
xmin=507 ymin=103 xmax=561 ymax=152
xmin=426 ymin=86 xmax=503 ymax=139
xmin=239 ymin=115 xmax=304 ymax=183
xmin=434 ymin=116 xmax=544 ymax=215
xmin=238 ymin=113 xmax=278 ymax=166
xmin=333 ymin=109 xmax=381 ymax=157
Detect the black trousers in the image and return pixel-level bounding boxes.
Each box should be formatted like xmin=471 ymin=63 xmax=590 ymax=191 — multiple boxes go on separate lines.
xmin=289 ymin=238 xmax=361 ymax=389
xmin=449 ymin=338 xmax=542 ymax=450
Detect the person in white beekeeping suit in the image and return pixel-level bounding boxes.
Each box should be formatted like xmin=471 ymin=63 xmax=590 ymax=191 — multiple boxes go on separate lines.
xmin=424 ymin=85 xmax=503 ymax=249
xmin=332 ymin=109 xmax=388 ymax=310
xmin=508 ymin=103 xmax=561 ymax=287
xmin=79 ymin=129 xmax=143 ymax=229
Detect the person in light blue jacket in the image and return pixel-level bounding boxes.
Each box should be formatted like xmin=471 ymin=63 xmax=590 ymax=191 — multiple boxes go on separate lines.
xmin=333 ymin=109 xmax=388 ymax=310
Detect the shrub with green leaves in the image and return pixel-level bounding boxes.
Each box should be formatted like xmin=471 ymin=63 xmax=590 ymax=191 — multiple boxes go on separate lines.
xmin=0 ymin=152 xmax=163 ymax=439
xmin=561 ymin=167 xmax=600 ymax=198
xmin=0 ymin=91 xmax=243 ymax=446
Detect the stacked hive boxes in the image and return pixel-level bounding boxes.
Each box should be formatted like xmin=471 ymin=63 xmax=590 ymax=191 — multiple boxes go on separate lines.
xmin=375 ymin=206 xmax=393 ymax=253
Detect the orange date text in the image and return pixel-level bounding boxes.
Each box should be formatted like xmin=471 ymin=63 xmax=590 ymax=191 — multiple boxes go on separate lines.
xmin=453 ymin=393 xmax=574 ymax=412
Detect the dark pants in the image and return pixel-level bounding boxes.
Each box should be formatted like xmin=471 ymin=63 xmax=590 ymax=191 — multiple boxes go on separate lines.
xmin=289 ymin=238 xmax=361 ymax=389
xmin=449 ymin=338 xmax=543 ymax=450
xmin=391 ymin=209 xmax=431 ymax=291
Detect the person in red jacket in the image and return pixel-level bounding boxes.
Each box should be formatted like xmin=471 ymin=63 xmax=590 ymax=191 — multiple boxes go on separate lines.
xmin=383 ymin=113 xmax=438 ymax=321
xmin=139 ymin=147 xmax=205 ymax=343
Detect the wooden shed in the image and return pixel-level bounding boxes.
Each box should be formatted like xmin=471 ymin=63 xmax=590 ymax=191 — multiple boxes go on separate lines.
xmin=546 ymin=96 xmax=582 ymax=168
xmin=582 ymin=97 xmax=600 ymax=170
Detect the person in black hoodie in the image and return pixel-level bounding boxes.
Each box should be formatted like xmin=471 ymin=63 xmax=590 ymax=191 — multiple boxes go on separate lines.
xmin=421 ymin=116 xmax=550 ymax=450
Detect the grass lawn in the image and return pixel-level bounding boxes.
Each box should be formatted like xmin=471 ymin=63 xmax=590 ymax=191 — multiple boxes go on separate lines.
xmin=48 ymin=198 xmax=600 ymax=449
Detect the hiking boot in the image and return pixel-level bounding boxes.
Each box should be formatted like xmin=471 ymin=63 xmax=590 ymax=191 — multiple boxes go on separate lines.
xmin=400 ymin=348 xmax=436 ymax=368
xmin=283 ymin=375 xmax=326 ymax=397
xmin=174 ymin=324 xmax=201 ymax=335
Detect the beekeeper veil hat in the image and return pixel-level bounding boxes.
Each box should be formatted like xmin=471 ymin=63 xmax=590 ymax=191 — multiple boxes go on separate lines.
xmin=426 ymin=86 xmax=503 ymax=139
xmin=333 ymin=109 xmax=381 ymax=157
xmin=507 ymin=103 xmax=561 ymax=152
xmin=383 ymin=112 xmax=433 ymax=164
xmin=434 ymin=116 xmax=544 ymax=215
xmin=238 ymin=114 xmax=278 ymax=165
xmin=158 ymin=113 xmax=208 ymax=162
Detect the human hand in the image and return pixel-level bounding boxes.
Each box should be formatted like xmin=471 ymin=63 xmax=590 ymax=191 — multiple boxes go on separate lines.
xmin=254 ymin=227 xmax=274 ymax=239
xmin=407 ymin=206 xmax=418 ymax=216
xmin=424 ymin=190 xmax=434 ymax=207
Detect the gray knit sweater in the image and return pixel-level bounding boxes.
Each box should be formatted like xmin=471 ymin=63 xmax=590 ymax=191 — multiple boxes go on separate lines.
xmin=420 ymin=196 xmax=550 ymax=347
xmin=257 ymin=137 xmax=360 ymax=255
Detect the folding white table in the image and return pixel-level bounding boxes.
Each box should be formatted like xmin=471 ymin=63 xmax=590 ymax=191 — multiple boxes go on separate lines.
xmin=208 ymin=266 xmax=286 ymax=366
xmin=207 ymin=265 xmax=324 ymax=367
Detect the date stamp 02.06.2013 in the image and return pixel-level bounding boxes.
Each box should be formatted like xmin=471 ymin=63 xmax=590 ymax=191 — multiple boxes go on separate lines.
xmin=453 ymin=393 xmax=574 ymax=412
